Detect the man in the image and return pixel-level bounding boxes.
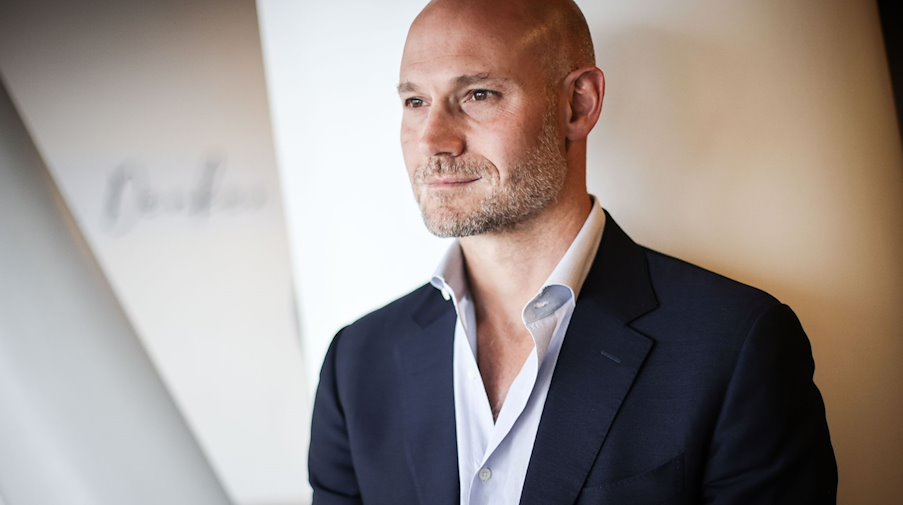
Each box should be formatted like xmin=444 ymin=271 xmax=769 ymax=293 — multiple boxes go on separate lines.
xmin=308 ymin=0 xmax=837 ymax=503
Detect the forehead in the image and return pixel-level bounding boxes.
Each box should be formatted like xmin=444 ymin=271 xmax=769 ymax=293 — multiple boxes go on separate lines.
xmin=399 ymin=10 xmax=543 ymax=86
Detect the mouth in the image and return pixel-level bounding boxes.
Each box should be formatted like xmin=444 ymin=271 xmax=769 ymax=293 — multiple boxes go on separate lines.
xmin=425 ymin=176 xmax=481 ymax=189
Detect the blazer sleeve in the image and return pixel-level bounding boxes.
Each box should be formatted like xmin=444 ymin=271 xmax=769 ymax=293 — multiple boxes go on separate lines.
xmin=309 ymin=329 xmax=364 ymax=505
xmin=703 ymin=303 xmax=837 ymax=504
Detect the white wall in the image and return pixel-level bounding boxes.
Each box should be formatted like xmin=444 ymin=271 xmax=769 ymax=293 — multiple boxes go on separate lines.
xmin=257 ymin=0 xmax=450 ymax=395
xmin=258 ymin=1 xmax=903 ymax=504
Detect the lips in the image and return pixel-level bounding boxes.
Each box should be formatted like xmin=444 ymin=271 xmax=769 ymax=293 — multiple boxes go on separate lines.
xmin=426 ymin=176 xmax=480 ymax=187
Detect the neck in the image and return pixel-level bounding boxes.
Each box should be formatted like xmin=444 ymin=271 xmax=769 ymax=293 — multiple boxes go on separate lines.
xmin=459 ymin=191 xmax=592 ymax=319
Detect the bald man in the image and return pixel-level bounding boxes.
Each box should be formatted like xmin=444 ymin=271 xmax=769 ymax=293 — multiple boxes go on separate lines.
xmin=308 ymin=1 xmax=837 ymax=504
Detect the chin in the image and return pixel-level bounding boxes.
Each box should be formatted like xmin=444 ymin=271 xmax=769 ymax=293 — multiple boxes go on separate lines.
xmin=418 ymin=204 xmax=473 ymax=238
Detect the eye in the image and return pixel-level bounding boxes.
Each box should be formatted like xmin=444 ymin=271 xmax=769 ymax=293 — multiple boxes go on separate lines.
xmin=469 ymin=89 xmax=495 ymax=102
xmin=404 ymin=97 xmax=425 ymax=108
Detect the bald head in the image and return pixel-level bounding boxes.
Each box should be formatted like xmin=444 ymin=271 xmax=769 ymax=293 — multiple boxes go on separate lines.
xmin=406 ymin=0 xmax=595 ymax=88
xmin=398 ymin=0 xmax=605 ymax=238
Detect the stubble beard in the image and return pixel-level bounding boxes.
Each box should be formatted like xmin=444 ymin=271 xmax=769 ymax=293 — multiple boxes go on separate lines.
xmin=412 ymin=107 xmax=567 ymax=238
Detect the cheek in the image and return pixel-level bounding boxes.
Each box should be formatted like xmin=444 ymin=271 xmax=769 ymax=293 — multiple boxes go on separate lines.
xmin=472 ymin=125 xmax=528 ymax=177
xmin=505 ymin=112 xmax=550 ymax=155
xmin=400 ymin=119 xmax=422 ymax=154
xmin=399 ymin=126 xmax=416 ymax=150
xmin=399 ymin=131 xmax=420 ymax=181
xmin=399 ymin=108 xmax=426 ymax=143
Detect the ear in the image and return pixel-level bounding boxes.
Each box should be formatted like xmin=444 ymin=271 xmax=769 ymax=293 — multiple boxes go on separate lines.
xmin=564 ymin=66 xmax=605 ymax=142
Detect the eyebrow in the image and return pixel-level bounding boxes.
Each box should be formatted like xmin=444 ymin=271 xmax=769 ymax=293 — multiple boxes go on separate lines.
xmin=396 ymin=72 xmax=509 ymax=94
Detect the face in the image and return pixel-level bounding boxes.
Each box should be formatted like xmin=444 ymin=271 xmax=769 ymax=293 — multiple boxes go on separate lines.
xmin=398 ymin=9 xmax=568 ymax=237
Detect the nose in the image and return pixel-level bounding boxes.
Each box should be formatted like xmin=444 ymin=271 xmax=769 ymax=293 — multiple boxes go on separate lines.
xmin=419 ymin=104 xmax=464 ymax=158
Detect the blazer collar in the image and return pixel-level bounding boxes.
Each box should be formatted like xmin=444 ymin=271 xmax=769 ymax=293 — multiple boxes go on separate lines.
xmin=519 ymin=211 xmax=659 ymax=505
xmin=396 ymin=289 xmax=459 ymax=505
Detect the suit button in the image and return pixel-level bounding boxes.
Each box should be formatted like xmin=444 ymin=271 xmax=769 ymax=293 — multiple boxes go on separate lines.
xmin=479 ymin=467 xmax=492 ymax=482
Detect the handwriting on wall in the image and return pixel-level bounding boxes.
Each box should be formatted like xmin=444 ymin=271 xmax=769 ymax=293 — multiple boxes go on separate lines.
xmin=101 ymin=156 xmax=267 ymax=236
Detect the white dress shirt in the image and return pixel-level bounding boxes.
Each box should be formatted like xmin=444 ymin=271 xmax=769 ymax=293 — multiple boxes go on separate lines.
xmin=430 ymin=198 xmax=606 ymax=505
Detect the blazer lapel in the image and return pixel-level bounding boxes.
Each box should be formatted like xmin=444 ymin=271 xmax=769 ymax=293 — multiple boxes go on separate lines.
xmin=520 ymin=213 xmax=659 ymax=505
xmin=395 ymin=291 xmax=460 ymax=505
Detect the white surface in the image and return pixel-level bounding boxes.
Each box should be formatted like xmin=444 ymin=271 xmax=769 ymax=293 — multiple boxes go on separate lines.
xmin=258 ymin=1 xmax=902 ymax=504
xmin=257 ymin=0 xmax=451 ymax=397
xmin=0 ymin=1 xmax=309 ymax=504
xmin=0 ymin=81 xmax=231 ymax=505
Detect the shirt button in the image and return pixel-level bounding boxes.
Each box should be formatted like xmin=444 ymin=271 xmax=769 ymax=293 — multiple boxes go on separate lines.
xmin=479 ymin=467 xmax=492 ymax=482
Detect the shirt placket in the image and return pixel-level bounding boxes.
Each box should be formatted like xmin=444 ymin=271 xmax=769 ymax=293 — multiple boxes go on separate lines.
xmin=466 ymin=291 xmax=567 ymax=505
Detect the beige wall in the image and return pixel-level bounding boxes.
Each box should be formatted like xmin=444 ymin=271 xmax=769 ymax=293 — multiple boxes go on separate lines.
xmin=261 ymin=0 xmax=903 ymax=503
xmin=582 ymin=2 xmax=903 ymax=502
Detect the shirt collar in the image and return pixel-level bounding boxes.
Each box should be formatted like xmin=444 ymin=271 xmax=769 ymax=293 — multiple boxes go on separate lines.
xmin=543 ymin=195 xmax=606 ymax=300
xmin=431 ymin=196 xmax=606 ymax=307
xmin=431 ymin=240 xmax=467 ymax=302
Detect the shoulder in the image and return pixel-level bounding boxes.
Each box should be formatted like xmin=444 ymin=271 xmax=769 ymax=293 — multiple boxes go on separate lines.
xmin=590 ymin=212 xmax=782 ymax=333
xmin=316 ymin=283 xmax=447 ymax=404
xmin=342 ymin=282 xmax=438 ymax=333
xmin=628 ymin=245 xmax=795 ymax=356
xmin=634 ymin=249 xmax=811 ymax=372
xmin=642 ymin=247 xmax=779 ymax=313
xmin=331 ymin=282 xmax=445 ymax=356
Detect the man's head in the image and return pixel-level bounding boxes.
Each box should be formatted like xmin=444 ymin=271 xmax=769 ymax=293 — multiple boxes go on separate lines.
xmin=398 ymin=0 xmax=604 ymax=238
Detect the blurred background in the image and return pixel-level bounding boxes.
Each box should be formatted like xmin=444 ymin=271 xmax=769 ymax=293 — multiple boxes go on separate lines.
xmin=0 ymin=0 xmax=900 ymax=504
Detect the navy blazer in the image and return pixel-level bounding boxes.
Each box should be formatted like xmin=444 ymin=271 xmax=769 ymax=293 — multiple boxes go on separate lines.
xmin=309 ymin=214 xmax=837 ymax=504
